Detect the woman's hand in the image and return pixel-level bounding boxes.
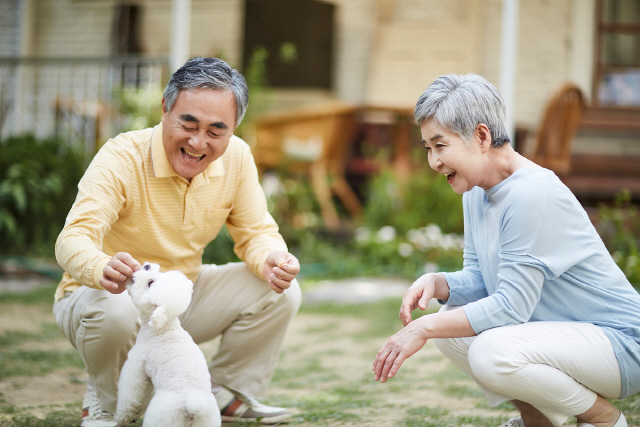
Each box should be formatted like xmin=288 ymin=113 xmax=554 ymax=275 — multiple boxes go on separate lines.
xmin=400 ymin=273 xmax=448 ymax=326
xmin=372 ymin=316 xmax=430 ymax=382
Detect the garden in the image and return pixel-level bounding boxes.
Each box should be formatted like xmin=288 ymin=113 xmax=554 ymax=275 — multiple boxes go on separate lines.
xmin=1 ymin=108 xmax=640 ymax=426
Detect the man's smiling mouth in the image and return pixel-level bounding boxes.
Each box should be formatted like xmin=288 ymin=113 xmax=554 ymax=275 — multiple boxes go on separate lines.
xmin=181 ymin=147 xmax=205 ymax=162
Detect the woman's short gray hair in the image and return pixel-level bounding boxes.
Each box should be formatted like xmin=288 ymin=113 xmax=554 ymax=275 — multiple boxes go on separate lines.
xmin=163 ymin=57 xmax=249 ymax=127
xmin=414 ymin=74 xmax=510 ymax=147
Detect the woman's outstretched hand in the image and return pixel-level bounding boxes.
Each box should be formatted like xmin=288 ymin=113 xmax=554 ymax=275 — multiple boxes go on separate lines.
xmin=372 ymin=316 xmax=430 ymax=382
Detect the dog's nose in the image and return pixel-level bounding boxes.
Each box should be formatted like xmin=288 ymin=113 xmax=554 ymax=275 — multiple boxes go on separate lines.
xmin=143 ymin=263 xmax=151 ymax=271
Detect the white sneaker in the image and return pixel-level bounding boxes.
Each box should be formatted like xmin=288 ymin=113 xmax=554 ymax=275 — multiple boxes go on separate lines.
xmin=578 ymin=411 xmax=628 ymax=427
xmin=80 ymin=384 xmax=120 ymax=427
xmin=498 ymin=417 xmax=526 ymax=427
xmin=214 ymin=387 xmax=291 ymax=424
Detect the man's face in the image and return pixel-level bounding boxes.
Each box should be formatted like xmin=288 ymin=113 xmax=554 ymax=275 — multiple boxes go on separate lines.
xmin=161 ymin=88 xmax=237 ymax=181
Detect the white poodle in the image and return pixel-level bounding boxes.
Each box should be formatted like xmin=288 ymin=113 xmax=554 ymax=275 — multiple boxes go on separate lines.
xmin=115 ymin=262 xmax=220 ymax=427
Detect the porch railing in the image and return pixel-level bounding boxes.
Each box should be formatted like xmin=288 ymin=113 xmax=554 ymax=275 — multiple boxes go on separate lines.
xmin=0 ymin=56 xmax=169 ymax=152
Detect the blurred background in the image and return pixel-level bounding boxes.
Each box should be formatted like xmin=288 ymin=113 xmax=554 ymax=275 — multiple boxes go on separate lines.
xmin=1 ymin=0 xmax=640 ymax=286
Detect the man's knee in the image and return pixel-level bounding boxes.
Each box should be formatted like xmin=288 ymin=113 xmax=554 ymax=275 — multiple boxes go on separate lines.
xmin=281 ymin=279 xmax=302 ymax=318
xmin=84 ymin=292 xmax=139 ymax=347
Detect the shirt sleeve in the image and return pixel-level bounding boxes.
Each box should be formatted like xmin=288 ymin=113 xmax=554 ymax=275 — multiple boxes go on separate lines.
xmin=55 ymin=143 xmax=131 ymax=289
xmin=225 ymin=146 xmax=288 ymax=279
xmin=442 ymin=192 xmax=489 ymax=305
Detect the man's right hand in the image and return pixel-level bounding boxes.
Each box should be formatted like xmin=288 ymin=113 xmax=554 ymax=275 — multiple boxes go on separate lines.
xmin=100 ymin=252 xmax=142 ymax=294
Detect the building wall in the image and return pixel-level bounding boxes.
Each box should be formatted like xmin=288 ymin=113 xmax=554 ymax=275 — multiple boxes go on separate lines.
xmin=34 ymin=0 xmax=114 ymax=57
xmin=0 ymin=0 xmax=20 ymax=56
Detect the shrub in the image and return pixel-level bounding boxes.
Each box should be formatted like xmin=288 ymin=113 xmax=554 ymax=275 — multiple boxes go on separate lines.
xmin=0 ymin=135 xmax=88 ymax=257
xmin=597 ymin=190 xmax=640 ymax=285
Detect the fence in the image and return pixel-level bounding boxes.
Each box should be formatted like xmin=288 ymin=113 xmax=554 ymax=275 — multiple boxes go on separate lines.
xmin=0 ymin=56 xmax=169 ymax=152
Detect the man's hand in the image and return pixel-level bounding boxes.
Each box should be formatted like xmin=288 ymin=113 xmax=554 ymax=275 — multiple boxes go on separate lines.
xmin=262 ymin=250 xmax=300 ymax=294
xmin=372 ymin=316 xmax=430 ymax=382
xmin=100 ymin=252 xmax=142 ymax=294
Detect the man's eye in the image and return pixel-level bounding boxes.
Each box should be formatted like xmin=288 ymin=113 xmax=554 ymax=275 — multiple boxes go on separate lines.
xmin=424 ymin=146 xmax=431 ymax=151
xmin=208 ymin=131 xmax=222 ymax=138
xmin=182 ymin=125 xmax=195 ymax=131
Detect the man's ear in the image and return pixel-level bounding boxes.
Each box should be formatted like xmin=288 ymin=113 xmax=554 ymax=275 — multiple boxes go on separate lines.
xmin=476 ymin=123 xmax=492 ymax=152
xmin=161 ymin=98 xmax=168 ymax=115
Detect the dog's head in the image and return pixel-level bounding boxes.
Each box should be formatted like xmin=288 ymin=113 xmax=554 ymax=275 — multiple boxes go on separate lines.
xmin=127 ymin=262 xmax=194 ymax=329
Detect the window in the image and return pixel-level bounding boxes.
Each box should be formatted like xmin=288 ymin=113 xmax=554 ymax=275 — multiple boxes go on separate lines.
xmin=594 ymin=0 xmax=640 ymax=107
xmin=243 ymin=0 xmax=335 ymax=89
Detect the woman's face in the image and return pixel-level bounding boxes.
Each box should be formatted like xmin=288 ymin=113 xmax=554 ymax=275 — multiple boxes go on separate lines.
xmin=420 ymin=119 xmax=484 ymax=194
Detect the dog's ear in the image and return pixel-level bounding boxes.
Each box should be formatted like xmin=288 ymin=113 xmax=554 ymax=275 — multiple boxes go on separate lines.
xmin=148 ymin=306 xmax=168 ymax=329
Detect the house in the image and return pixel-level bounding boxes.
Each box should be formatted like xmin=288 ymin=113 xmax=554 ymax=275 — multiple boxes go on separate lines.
xmin=1 ymin=0 xmax=639 ymax=206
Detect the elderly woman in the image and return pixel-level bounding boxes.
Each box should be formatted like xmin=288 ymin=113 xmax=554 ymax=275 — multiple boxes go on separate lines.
xmin=372 ymin=74 xmax=640 ymax=427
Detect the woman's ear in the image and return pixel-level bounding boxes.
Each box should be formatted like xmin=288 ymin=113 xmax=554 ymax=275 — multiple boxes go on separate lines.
xmin=476 ymin=123 xmax=492 ymax=152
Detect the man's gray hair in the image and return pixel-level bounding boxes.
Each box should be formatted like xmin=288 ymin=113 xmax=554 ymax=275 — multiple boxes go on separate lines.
xmin=163 ymin=57 xmax=249 ymax=127
xmin=414 ymin=74 xmax=511 ymax=147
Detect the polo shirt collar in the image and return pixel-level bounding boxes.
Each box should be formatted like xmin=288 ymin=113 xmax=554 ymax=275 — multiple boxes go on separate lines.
xmin=150 ymin=123 xmax=226 ymax=179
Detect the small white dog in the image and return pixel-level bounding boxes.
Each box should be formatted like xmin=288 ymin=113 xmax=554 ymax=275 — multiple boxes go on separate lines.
xmin=115 ymin=262 xmax=220 ymax=427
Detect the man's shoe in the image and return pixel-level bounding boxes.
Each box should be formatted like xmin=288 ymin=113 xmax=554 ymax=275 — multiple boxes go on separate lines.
xmin=214 ymin=388 xmax=291 ymax=424
xmin=80 ymin=384 xmax=120 ymax=427
xmin=497 ymin=417 xmax=526 ymax=427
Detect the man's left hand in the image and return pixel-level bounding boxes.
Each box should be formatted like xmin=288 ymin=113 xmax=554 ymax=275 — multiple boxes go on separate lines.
xmin=263 ymin=251 xmax=300 ymax=294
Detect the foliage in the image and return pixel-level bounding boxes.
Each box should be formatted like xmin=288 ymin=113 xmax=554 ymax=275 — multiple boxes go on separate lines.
xmin=0 ymin=135 xmax=88 ymax=257
xmin=111 ymin=86 xmax=164 ymax=135
xmin=235 ymin=46 xmax=272 ymax=140
xmin=597 ymin=190 xmax=640 ymax=285
xmin=261 ymin=165 xmax=465 ymax=280
xmin=363 ymin=167 xmax=464 ymax=235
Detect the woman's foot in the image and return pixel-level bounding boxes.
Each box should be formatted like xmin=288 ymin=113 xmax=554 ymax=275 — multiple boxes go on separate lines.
xmin=577 ymin=395 xmax=626 ymax=427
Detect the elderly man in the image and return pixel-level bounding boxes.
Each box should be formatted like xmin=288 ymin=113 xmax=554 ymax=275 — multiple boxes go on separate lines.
xmin=54 ymin=57 xmax=301 ymax=427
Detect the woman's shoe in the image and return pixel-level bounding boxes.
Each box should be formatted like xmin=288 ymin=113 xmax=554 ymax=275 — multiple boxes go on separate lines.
xmin=577 ymin=411 xmax=627 ymax=427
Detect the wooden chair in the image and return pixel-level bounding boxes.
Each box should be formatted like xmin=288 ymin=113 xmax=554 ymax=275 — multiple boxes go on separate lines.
xmin=252 ymin=102 xmax=362 ymax=231
xmin=527 ymin=83 xmax=585 ymax=176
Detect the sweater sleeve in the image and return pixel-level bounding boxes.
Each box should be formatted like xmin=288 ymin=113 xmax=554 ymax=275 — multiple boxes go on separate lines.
xmin=462 ymin=178 xmax=563 ymax=333
xmin=442 ymin=192 xmax=489 ymax=305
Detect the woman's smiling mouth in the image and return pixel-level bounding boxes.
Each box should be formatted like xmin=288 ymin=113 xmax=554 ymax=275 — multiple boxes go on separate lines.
xmin=181 ymin=147 xmax=206 ymax=162
xmin=446 ymin=172 xmax=456 ymax=184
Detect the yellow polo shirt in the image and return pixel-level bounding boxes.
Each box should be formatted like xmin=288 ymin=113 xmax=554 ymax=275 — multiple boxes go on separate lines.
xmin=54 ymin=123 xmax=287 ymax=301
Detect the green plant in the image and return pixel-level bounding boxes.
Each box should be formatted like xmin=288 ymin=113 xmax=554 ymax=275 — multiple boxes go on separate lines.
xmin=597 ymin=190 xmax=640 ymax=285
xmin=0 ymin=135 xmax=88 ymax=257
xmin=111 ymin=86 xmax=164 ymax=134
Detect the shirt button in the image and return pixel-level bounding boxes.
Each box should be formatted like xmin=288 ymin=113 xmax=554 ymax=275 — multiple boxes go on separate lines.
xmin=188 ymin=206 xmax=192 ymax=212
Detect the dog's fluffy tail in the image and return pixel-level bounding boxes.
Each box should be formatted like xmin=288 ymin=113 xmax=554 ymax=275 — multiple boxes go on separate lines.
xmin=183 ymin=391 xmax=221 ymax=427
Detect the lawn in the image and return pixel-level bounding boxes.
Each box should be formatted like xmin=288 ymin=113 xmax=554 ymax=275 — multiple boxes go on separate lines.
xmin=0 ymin=281 xmax=638 ymax=427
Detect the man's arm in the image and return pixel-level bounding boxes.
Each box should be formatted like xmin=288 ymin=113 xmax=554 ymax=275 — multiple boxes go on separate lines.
xmin=55 ymin=142 xmax=138 ymax=293
xmin=225 ymin=143 xmax=297 ymax=289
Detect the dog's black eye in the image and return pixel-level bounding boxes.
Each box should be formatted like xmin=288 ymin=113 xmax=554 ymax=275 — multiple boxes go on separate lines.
xmin=147 ymin=280 xmax=154 ymax=287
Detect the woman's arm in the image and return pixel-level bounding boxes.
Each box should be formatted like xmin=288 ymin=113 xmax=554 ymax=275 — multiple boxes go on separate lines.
xmin=372 ymin=307 xmax=474 ymax=382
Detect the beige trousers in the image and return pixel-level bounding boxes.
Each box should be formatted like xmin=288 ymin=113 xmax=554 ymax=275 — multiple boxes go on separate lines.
xmin=433 ymin=305 xmax=621 ymax=427
xmin=53 ymin=262 xmax=301 ymax=413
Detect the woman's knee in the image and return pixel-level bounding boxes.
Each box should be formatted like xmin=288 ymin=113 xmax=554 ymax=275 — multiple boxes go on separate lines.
xmin=468 ymin=327 xmax=528 ymax=390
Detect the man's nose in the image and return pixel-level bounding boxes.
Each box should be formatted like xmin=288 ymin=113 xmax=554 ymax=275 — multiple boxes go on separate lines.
xmin=189 ymin=132 xmax=207 ymax=150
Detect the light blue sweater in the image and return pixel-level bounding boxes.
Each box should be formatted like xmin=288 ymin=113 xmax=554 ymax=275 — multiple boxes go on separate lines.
xmin=441 ymin=168 xmax=640 ymax=398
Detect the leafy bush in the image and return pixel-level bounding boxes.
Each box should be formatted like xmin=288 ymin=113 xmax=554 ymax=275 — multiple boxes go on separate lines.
xmin=0 ymin=135 xmax=88 ymax=257
xmin=260 ymin=166 xmax=465 ymax=280
xmin=597 ymin=190 xmax=640 ymax=285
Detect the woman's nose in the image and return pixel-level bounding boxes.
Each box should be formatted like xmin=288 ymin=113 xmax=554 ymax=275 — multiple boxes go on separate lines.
xmin=428 ymin=153 xmax=442 ymax=171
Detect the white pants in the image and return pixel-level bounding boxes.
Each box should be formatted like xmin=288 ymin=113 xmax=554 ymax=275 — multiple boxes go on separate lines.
xmin=53 ymin=262 xmax=301 ymax=413
xmin=433 ymin=305 xmax=622 ymax=427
